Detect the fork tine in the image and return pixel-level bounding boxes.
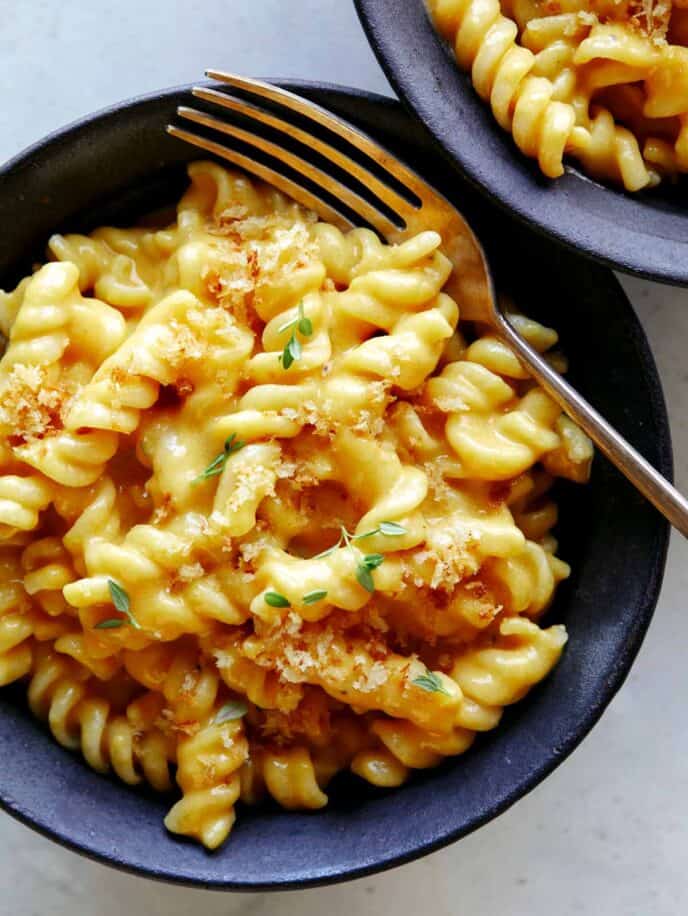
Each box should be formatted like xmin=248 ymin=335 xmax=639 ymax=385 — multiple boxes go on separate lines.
xmin=176 ymin=106 xmax=400 ymax=238
xmin=192 ymin=85 xmax=414 ymax=223
xmin=206 ymin=71 xmax=432 ymax=202
xmin=166 ymin=124 xmax=354 ymax=231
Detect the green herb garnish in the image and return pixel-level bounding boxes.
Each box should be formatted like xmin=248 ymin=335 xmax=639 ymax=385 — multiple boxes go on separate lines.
xmin=302 ymin=589 xmax=328 ymax=605
xmin=355 ymin=554 xmax=385 ymax=593
xmin=94 ymin=579 xmax=141 ymax=630
xmin=312 ymin=523 xmax=408 ymax=593
xmin=264 ymin=591 xmax=291 ymax=608
xmin=280 ymin=332 xmax=302 ymax=369
xmin=278 ymin=302 xmax=312 ymax=369
xmin=378 ymin=521 xmax=407 ymax=536
xmin=412 ymin=669 xmax=452 ymax=697
xmin=313 ymin=521 xmax=407 ymax=559
xmin=278 ymin=301 xmax=313 ymax=337
xmin=355 ymin=564 xmax=375 ymax=593
xmin=213 ymin=700 xmax=248 ymax=725
xmin=193 ymin=433 xmax=245 ymax=483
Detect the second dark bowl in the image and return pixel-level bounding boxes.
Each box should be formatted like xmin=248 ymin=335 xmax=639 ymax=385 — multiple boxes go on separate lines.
xmin=355 ymin=0 xmax=688 ymax=285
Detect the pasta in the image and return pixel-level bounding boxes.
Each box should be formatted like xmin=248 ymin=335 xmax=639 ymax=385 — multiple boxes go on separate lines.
xmin=429 ymin=0 xmax=688 ymax=189
xmin=0 ymin=161 xmax=593 ymax=848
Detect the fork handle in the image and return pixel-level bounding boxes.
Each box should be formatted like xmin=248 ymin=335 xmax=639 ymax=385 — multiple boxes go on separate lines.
xmin=495 ymin=312 xmax=688 ymax=539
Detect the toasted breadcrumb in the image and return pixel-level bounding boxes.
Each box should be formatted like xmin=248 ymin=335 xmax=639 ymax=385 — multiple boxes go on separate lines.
xmin=0 ymin=364 xmax=68 ymax=440
xmin=414 ymin=528 xmax=482 ymax=590
xmin=226 ymin=463 xmax=277 ymax=513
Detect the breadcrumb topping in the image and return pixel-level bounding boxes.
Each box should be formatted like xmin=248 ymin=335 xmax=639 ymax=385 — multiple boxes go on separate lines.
xmin=226 ymin=463 xmax=277 ymax=513
xmin=0 ymin=364 xmax=69 ymax=440
xmin=414 ymin=528 xmax=482 ymax=590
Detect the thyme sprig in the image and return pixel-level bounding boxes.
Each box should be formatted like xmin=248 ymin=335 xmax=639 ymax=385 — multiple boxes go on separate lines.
xmin=265 ymin=589 xmax=330 ymax=608
xmin=412 ymin=669 xmax=452 ymax=697
xmin=94 ymin=579 xmax=141 ymax=630
xmin=313 ymin=521 xmax=407 ymax=560
xmin=312 ymin=522 xmax=407 ymax=594
xmin=193 ymin=433 xmax=245 ymax=484
xmin=278 ymin=301 xmax=312 ymax=369
xmin=213 ymin=700 xmax=248 ymax=725
xmin=302 ymin=589 xmax=328 ymax=605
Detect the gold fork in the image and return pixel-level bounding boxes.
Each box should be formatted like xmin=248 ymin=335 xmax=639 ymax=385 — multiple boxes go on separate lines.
xmin=168 ymin=72 xmax=688 ymax=537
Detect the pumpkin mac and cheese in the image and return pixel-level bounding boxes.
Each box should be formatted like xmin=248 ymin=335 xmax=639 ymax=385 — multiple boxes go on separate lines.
xmin=0 ymin=162 xmax=592 ymax=848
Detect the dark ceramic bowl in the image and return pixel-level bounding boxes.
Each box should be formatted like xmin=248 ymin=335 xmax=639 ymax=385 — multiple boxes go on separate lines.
xmin=0 ymin=82 xmax=671 ymax=889
xmin=355 ymin=0 xmax=688 ymax=285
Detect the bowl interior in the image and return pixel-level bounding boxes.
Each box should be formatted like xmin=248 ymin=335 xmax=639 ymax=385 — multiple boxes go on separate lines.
xmin=0 ymin=82 xmax=671 ymax=889
xmin=354 ymin=0 xmax=688 ymax=285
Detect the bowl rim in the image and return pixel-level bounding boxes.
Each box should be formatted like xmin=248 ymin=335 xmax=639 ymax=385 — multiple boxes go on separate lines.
xmin=0 ymin=79 xmax=673 ymax=890
xmin=354 ymin=0 xmax=688 ymax=287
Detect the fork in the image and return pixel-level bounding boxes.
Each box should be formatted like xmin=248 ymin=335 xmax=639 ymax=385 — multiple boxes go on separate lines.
xmin=168 ymin=72 xmax=688 ymax=538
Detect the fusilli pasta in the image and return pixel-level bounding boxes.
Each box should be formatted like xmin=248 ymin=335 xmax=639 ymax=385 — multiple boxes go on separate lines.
xmin=0 ymin=162 xmax=592 ymax=848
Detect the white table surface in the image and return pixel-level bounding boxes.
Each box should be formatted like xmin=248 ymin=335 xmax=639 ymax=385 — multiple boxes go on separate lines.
xmin=1 ymin=1 xmax=686 ymax=913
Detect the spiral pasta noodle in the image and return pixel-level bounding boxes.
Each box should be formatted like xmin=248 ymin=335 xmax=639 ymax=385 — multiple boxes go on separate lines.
xmin=27 ymin=645 xmax=174 ymax=790
xmin=429 ymin=0 xmax=688 ymax=189
xmin=0 ymin=162 xmax=592 ymax=847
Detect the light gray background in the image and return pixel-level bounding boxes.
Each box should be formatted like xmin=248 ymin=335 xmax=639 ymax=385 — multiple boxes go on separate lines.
xmin=1 ymin=1 xmax=686 ymax=913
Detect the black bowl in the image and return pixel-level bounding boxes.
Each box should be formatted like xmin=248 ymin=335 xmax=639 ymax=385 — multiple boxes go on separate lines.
xmin=355 ymin=0 xmax=688 ymax=285
xmin=0 ymin=81 xmax=671 ymax=889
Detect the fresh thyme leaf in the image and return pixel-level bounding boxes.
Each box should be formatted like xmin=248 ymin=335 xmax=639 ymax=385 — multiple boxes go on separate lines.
xmin=108 ymin=579 xmax=130 ymax=614
xmin=298 ymin=316 xmax=313 ymax=336
xmin=213 ymin=700 xmax=248 ymax=725
xmin=302 ymin=589 xmax=328 ymax=605
xmin=264 ymin=591 xmax=291 ymax=608
xmin=412 ymin=669 xmax=452 ymax=697
xmin=356 ymin=563 xmax=375 ymax=593
xmin=298 ymin=301 xmax=313 ymax=337
xmin=193 ymin=433 xmax=245 ymax=483
xmin=353 ymin=521 xmax=407 ymax=541
xmin=281 ymin=332 xmax=302 ymax=370
xmin=378 ymin=521 xmax=407 ymax=536
xmin=277 ymin=301 xmax=312 ymax=337
xmin=195 ymin=452 xmax=225 ymax=480
xmin=94 ymin=619 xmax=124 ymax=630
xmin=107 ymin=578 xmax=141 ymax=630
xmin=362 ymin=553 xmax=385 ymax=570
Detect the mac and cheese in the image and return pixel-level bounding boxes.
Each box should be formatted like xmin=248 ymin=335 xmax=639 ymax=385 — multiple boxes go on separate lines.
xmin=0 ymin=162 xmax=592 ymax=848
xmin=430 ymin=0 xmax=688 ymax=189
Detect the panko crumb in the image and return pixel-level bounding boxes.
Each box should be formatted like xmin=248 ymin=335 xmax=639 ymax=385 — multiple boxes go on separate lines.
xmin=0 ymin=364 xmax=68 ymax=440
xmin=177 ymin=562 xmax=204 ymax=582
xmin=415 ymin=528 xmax=482 ymax=590
xmin=154 ymin=319 xmax=205 ymax=369
xmin=221 ymin=732 xmax=237 ymax=750
xmin=276 ymin=460 xmax=297 ymax=480
xmin=352 ymin=660 xmax=389 ymax=693
xmin=213 ymin=648 xmax=232 ymax=671
xmin=226 ymin=463 xmax=277 ymax=512
xmin=632 ymin=0 xmax=671 ymax=42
